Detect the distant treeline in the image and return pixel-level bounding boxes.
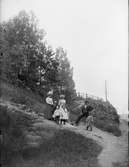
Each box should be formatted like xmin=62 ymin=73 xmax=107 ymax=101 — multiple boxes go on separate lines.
xmin=0 ymin=11 xmax=76 ymax=102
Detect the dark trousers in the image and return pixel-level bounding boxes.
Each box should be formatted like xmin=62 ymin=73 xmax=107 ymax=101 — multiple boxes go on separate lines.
xmin=52 ymin=105 xmax=57 ymax=114
xmin=60 ymin=119 xmax=67 ymax=125
xmin=48 ymin=105 xmax=57 ymax=121
xmin=86 ymin=125 xmax=92 ymax=131
xmin=49 ymin=105 xmax=56 ymax=115
xmin=54 ymin=116 xmax=60 ymax=124
xmin=75 ymin=113 xmax=88 ymax=125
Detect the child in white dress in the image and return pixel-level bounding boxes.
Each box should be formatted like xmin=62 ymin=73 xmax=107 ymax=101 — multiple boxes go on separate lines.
xmin=60 ymin=105 xmax=69 ymax=125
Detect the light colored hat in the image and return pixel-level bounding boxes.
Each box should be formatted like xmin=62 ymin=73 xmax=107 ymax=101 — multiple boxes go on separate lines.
xmin=47 ymin=91 xmax=53 ymax=95
xmin=60 ymin=94 xmax=65 ymax=98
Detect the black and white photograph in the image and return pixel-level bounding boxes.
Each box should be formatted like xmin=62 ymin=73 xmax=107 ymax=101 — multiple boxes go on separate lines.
xmin=0 ymin=0 xmax=128 ymax=167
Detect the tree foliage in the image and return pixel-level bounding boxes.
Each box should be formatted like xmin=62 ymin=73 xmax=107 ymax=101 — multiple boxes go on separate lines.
xmin=0 ymin=11 xmax=75 ymax=101
xmin=55 ymin=47 xmax=76 ymax=102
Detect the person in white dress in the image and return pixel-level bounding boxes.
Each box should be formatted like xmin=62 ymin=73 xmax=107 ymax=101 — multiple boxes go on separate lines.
xmin=53 ymin=94 xmax=69 ymax=125
xmin=58 ymin=94 xmax=66 ymax=107
xmin=59 ymin=105 xmax=69 ymax=125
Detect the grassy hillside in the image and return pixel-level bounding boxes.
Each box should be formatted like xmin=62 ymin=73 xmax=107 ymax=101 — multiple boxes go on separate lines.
xmin=0 ymin=78 xmax=53 ymax=119
xmin=0 ymin=79 xmax=102 ymax=167
xmin=3 ymin=129 xmax=102 ymax=167
xmin=69 ymin=97 xmax=121 ymax=136
xmin=0 ymin=78 xmax=121 ymax=137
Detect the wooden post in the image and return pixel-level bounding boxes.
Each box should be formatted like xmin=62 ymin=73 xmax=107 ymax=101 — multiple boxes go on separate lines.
xmin=105 ymin=80 xmax=108 ymax=102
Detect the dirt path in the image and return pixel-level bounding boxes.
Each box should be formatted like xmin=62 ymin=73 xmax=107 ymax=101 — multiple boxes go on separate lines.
xmin=23 ymin=109 xmax=128 ymax=167
xmin=64 ymin=120 xmax=128 ymax=167
xmin=2 ymin=100 xmax=128 ymax=167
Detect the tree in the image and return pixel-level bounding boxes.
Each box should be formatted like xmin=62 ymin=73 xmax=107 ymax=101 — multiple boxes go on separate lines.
xmin=1 ymin=10 xmax=46 ymax=88
xmin=55 ymin=47 xmax=76 ymax=103
xmin=0 ymin=11 xmax=76 ymax=102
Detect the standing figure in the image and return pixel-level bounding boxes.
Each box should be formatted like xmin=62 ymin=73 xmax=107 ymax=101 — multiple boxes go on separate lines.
xmin=58 ymin=94 xmax=66 ymax=107
xmin=45 ymin=90 xmax=56 ymax=119
xmin=85 ymin=112 xmax=94 ymax=131
xmin=60 ymin=105 xmax=69 ymax=125
xmin=75 ymin=100 xmax=94 ymax=125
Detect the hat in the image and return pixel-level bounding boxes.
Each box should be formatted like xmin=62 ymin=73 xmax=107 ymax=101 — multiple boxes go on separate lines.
xmin=47 ymin=91 xmax=53 ymax=95
xmin=60 ymin=94 xmax=65 ymax=98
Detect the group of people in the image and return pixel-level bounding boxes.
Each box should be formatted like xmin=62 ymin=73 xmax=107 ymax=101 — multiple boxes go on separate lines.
xmin=45 ymin=91 xmax=69 ymax=125
xmin=45 ymin=90 xmax=94 ymax=130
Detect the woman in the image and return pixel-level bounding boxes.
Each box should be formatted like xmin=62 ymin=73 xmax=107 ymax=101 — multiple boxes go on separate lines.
xmin=58 ymin=94 xmax=66 ymax=107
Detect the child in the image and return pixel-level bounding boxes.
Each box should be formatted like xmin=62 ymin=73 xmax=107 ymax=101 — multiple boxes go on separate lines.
xmin=58 ymin=94 xmax=66 ymax=108
xmin=60 ymin=105 xmax=69 ymax=125
xmin=85 ymin=112 xmax=94 ymax=131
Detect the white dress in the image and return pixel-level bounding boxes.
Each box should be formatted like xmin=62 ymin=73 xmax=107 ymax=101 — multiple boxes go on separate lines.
xmin=52 ymin=108 xmax=61 ymax=118
xmin=60 ymin=107 xmax=69 ymax=120
xmin=58 ymin=99 xmax=66 ymax=107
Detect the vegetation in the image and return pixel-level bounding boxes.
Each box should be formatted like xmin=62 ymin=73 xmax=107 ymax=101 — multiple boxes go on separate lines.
xmin=0 ymin=84 xmax=102 ymax=167
xmin=0 ymin=10 xmax=76 ymax=103
xmin=0 ymin=10 xmax=122 ymax=167
xmin=0 ymin=78 xmax=52 ymax=119
xmin=0 ymin=76 xmax=121 ymax=166
xmin=91 ymin=99 xmax=121 ymax=136
xmin=3 ymin=129 xmax=102 ymax=167
xmin=70 ymin=97 xmax=121 ymax=136
xmin=113 ymin=157 xmax=128 ymax=167
xmin=0 ymin=103 xmax=33 ymax=164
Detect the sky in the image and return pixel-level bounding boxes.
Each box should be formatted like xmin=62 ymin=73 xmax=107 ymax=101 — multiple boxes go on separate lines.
xmin=1 ymin=0 xmax=128 ymax=114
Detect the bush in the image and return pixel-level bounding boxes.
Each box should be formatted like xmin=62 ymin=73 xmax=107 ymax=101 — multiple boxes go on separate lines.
xmin=70 ymin=98 xmax=121 ymax=136
xmin=95 ymin=119 xmax=121 ymax=136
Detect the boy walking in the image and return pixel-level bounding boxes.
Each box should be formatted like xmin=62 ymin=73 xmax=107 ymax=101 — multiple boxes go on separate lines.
xmin=85 ymin=112 xmax=94 ymax=131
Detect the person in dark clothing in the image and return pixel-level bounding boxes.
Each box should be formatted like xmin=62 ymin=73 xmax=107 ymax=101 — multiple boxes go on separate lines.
xmin=45 ymin=91 xmax=57 ymax=120
xmin=75 ymin=100 xmax=94 ymax=125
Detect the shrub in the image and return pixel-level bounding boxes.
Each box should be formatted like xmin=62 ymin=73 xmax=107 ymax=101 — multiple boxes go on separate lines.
xmin=70 ymin=98 xmax=121 ymax=136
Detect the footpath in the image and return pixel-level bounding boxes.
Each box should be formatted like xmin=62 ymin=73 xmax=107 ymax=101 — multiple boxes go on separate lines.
xmin=64 ymin=120 xmax=128 ymax=167
xmin=1 ymin=101 xmax=128 ymax=167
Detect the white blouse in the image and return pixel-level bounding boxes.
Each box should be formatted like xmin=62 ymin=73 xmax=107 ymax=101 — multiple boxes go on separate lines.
xmin=46 ymin=97 xmax=53 ymax=105
xmin=58 ymin=99 xmax=66 ymax=107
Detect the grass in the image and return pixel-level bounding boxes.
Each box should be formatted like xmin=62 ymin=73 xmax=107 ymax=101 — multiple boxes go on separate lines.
xmin=94 ymin=118 xmax=121 ymax=136
xmin=1 ymin=78 xmax=121 ymax=136
xmin=0 ymin=80 xmax=102 ymax=167
xmin=69 ymin=98 xmax=121 ymax=136
xmin=113 ymin=159 xmax=129 ymax=167
xmin=5 ymin=130 xmax=102 ymax=167
xmin=0 ymin=104 xmax=33 ymax=162
xmin=0 ymin=78 xmax=52 ymax=119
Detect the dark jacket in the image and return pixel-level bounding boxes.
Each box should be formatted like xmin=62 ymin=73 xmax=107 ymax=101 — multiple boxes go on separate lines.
xmin=81 ymin=105 xmax=94 ymax=117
